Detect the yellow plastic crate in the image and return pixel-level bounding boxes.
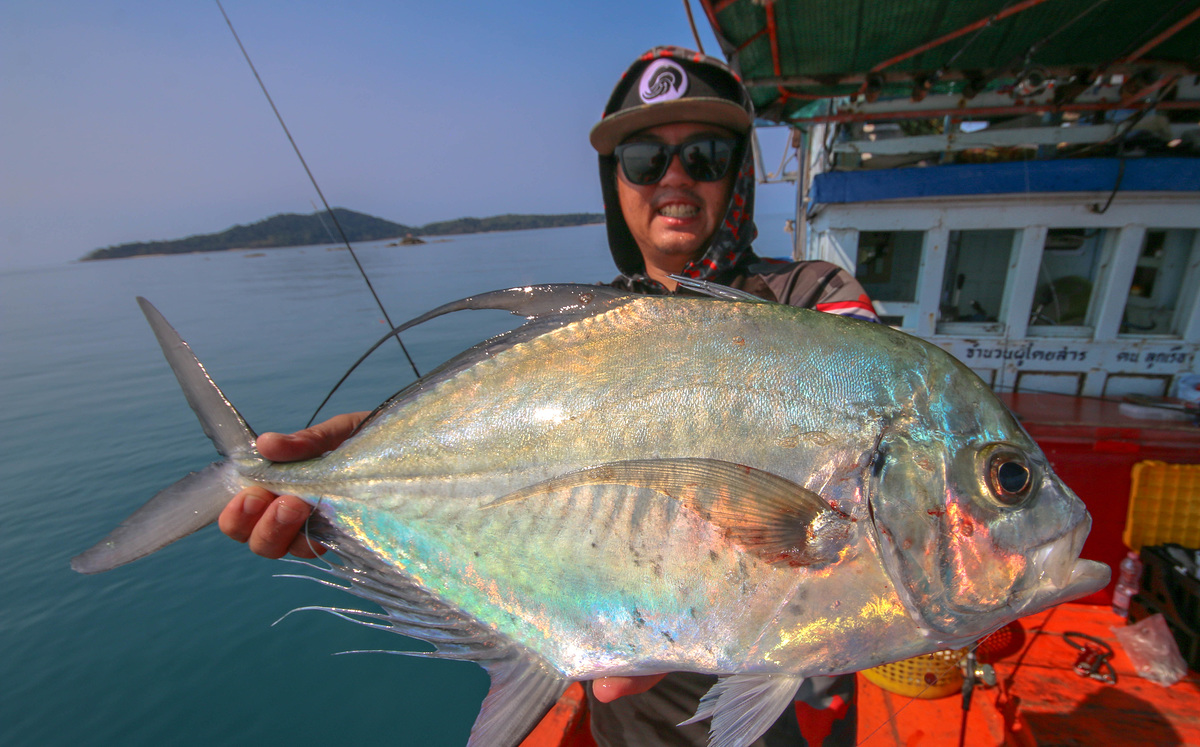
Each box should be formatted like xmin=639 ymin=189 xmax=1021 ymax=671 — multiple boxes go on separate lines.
xmin=1123 ymin=461 xmax=1200 ymax=551
xmin=860 ymin=647 xmax=967 ymax=699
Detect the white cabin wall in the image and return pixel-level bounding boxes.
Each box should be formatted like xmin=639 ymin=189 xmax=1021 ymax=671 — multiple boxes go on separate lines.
xmin=1180 ymin=231 xmax=1200 ymax=343
xmin=1001 ymin=226 xmax=1047 ymax=341
xmin=914 ymin=227 xmax=949 ymax=337
xmin=1093 ymin=226 xmax=1146 ymax=341
xmin=807 ymin=192 xmax=1200 ymax=395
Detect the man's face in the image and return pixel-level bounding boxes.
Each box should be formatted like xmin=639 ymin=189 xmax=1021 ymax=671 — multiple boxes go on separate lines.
xmin=615 ymin=122 xmax=737 ymax=276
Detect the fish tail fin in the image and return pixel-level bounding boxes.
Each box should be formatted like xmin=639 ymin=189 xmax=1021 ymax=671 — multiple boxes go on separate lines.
xmin=134 ymin=296 xmax=258 ymax=460
xmin=71 ymin=462 xmax=242 ymax=574
xmin=71 ymin=298 xmax=260 ymax=574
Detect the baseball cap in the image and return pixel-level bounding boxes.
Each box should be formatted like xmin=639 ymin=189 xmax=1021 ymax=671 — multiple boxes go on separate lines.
xmin=590 ymin=46 xmax=755 ymax=155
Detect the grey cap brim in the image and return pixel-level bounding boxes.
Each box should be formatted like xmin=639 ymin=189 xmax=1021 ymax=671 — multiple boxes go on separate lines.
xmin=589 ymin=98 xmax=753 ymax=155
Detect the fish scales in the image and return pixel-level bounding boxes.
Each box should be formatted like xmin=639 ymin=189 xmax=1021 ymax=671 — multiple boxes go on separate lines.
xmin=74 ymin=287 xmax=1110 ymax=747
xmin=291 ymin=298 xmax=897 ymax=487
xmin=246 ymin=296 xmax=1020 ymax=670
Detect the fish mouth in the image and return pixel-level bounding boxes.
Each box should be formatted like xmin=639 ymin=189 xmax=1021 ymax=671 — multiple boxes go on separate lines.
xmin=1015 ymin=519 xmax=1110 ymax=613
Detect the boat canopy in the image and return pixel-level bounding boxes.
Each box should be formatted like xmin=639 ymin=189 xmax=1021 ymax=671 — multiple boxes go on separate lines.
xmin=699 ymin=0 xmax=1200 ymax=124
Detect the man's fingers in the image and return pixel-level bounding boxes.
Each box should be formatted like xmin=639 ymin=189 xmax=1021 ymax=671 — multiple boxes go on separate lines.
xmin=219 ymin=489 xmax=324 ymax=559
xmin=218 ymin=486 xmax=274 ymax=543
xmin=221 ymin=413 xmax=364 ymax=559
xmin=245 ymin=494 xmax=314 ymax=559
xmin=591 ymin=673 xmax=669 ymax=703
xmin=221 ymin=412 xmax=363 ymax=557
xmin=256 ymin=411 xmax=371 ymax=462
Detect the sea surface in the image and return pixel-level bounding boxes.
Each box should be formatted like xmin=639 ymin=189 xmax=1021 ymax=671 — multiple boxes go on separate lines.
xmin=1 ymin=218 xmax=796 ymax=746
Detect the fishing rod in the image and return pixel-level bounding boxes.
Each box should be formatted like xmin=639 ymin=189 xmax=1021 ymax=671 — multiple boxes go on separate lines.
xmin=213 ymin=0 xmax=422 ymax=393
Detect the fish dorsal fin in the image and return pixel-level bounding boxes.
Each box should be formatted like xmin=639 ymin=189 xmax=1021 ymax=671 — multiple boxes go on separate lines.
xmin=680 ymin=673 xmax=806 ymax=747
xmin=357 ymin=284 xmax=634 ymax=369
xmin=669 ymin=275 xmax=769 ymax=302
xmin=311 ymin=284 xmax=636 ymax=426
xmin=486 ymin=458 xmax=850 ymax=566
xmin=393 ymin=283 xmax=632 ymax=324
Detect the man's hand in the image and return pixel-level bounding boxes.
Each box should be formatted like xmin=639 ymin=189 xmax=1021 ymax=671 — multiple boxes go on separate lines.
xmin=591 ymin=674 xmax=669 ymax=702
xmin=218 ymin=411 xmax=369 ymax=559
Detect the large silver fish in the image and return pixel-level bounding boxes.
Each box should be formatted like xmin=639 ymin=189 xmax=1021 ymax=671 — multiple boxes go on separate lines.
xmin=74 ymin=284 xmax=1109 ymax=747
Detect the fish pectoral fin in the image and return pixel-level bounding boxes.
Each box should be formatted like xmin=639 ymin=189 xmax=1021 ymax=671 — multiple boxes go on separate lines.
xmin=680 ymin=673 xmax=805 ymax=747
xmin=468 ymin=651 xmax=570 ymax=747
xmin=485 ymin=458 xmax=850 ymax=566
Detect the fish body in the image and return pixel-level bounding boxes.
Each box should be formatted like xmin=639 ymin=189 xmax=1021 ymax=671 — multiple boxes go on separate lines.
xmin=74 ymin=285 xmax=1109 ymax=747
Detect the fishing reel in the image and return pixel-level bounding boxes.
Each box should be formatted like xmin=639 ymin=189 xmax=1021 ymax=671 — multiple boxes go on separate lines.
xmin=960 ymin=647 xmax=998 ymax=689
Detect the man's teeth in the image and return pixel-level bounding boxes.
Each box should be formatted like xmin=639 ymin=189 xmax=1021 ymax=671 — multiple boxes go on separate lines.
xmin=659 ymin=204 xmax=699 ymax=218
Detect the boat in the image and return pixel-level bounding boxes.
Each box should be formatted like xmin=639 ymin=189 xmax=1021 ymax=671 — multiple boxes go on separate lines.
xmin=526 ymin=1 xmax=1200 ymax=744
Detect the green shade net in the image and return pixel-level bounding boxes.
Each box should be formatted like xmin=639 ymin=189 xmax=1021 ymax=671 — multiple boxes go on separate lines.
xmin=706 ymin=0 xmax=1200 ymax=122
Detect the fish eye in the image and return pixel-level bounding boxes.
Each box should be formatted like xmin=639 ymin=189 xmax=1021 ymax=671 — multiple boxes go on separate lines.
xmin=996 ymin=460 xmax=1029 ymax=493
xmin=986 ymin=450 xmax=1033 ymax=505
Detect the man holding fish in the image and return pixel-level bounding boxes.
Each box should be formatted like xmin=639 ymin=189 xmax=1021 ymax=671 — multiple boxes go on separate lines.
xmin=219 ymin=47 xmax=877 ymax=746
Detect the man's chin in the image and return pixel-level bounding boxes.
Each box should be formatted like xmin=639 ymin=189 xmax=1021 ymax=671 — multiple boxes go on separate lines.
xmin=647 ymin=233 xmax=708 ymax=261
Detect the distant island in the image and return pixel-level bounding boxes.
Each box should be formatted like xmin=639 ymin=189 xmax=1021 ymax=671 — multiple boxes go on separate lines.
xmin=80 ymin=208 xmax=604 ymax=261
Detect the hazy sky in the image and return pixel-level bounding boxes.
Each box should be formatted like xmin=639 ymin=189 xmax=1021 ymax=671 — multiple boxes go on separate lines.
xmin=1 ymin=1 xmax=797 ymax=270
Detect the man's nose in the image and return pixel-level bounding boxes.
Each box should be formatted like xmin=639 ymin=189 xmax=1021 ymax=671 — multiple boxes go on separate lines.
xmin=656 ymin=151 xmax=695 ymax=186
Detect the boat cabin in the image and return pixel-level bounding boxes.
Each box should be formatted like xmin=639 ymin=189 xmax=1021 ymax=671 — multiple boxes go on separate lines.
xmin=800 ymin=119 xmax=1200 ymax=400
xmin=695 ymin=0 xmax=1200 ymax=400
xmin=690 ymin=2 xmax=1200 ymax=741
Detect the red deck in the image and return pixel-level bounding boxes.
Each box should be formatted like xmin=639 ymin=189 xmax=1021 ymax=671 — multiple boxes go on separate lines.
xmin=858 ymin=604 xmax=1200 ymax=746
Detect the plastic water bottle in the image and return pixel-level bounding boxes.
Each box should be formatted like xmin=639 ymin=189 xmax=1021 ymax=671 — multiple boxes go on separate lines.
xmin=1111 ymin=550 xmax=1143 ymax=617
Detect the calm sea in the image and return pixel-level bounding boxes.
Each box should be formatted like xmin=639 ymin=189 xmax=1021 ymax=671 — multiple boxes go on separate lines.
xmin=1 ymin=218 xmax=796 ymax=746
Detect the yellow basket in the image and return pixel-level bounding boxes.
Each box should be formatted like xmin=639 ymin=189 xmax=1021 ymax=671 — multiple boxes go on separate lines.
xmin=860 ymin=647 xmax=968 ymax=699
xmin=1123 ymin=461 xmax=1200 ymax=551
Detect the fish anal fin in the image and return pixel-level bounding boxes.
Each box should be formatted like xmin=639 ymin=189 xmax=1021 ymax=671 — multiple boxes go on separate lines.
xmin=293 ymin=517 xmax=569 ymax=747
xmin=486 ymin=458 xmax=850 ymax=566
xmin=467 ymin=652 xmax=570 ymax=747
xmin=680 ymin=673 xmax=806 ymax=747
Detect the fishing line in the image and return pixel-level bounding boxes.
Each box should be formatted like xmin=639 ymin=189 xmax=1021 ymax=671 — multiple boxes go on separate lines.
xmin=303 ymin=315 xmax=424 ymax=427
xmin=214 ymin=0 xmax=421 ymax=387
xmin=298 ymin=495 xmax=327 ymax=561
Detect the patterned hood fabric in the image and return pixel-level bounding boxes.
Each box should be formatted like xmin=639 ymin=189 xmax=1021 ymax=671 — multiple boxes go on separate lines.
xmin=601 ymin=138 xmax=760 ymax=295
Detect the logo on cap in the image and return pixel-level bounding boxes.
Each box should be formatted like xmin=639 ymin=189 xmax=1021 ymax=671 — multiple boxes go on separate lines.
xmin=639 ymin=59 xmax=688 ymax=104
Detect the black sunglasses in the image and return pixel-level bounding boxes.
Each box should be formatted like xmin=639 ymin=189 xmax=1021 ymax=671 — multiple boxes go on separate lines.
xmin=613 ymin=137 xmax=739 ymax=186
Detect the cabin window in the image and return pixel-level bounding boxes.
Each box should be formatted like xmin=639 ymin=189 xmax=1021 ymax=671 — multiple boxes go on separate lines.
xmin=937 ymin=229 xmax=1016 ymax=333
xmin=855 ymin=231 xmax=922 ymax=303
xmin=1119 ymin=229 xmax=1199 ymax=337
xmin=1028 ymin=228 xmax=1106 ymax=336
